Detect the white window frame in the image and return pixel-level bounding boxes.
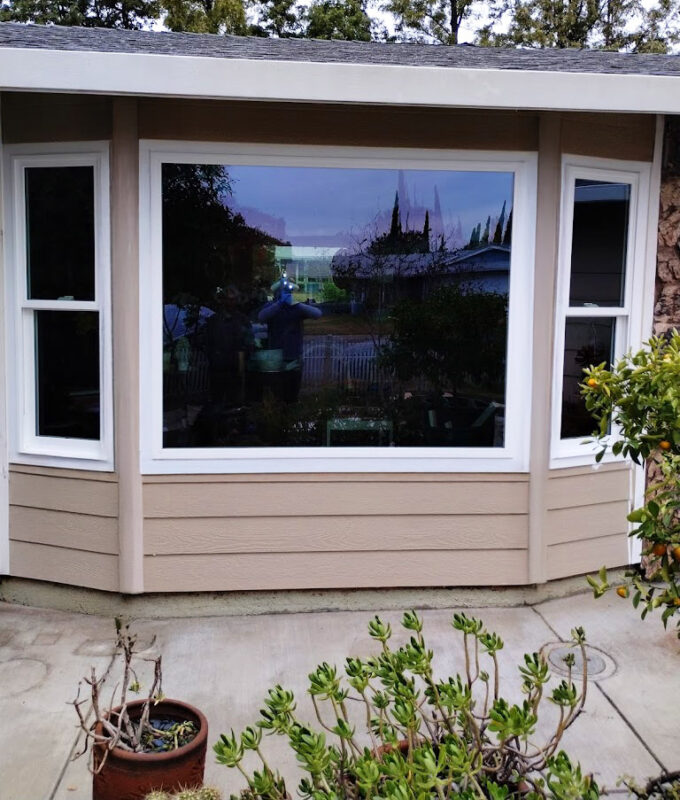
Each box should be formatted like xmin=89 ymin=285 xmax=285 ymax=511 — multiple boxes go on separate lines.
xmin=551 ymin=155 xmax=652 ymax=468
xmin=140 ymin=141 xmax=537 ymax=474
xmin=3 ymin=142 xmax=113 ymax=470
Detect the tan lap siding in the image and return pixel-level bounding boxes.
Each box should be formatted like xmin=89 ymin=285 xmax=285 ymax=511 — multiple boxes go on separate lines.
xmin=1 ymin=92 xmax=113 ymax=143
xmin=138 ymin=100 xmax=539 ymax=151
xmin=8 ymin=466 xmax=119 ymax=591
xmin=545 ymin=464 xmax=631 ymax=580
xmin=143 ymin=474 xmax=529 ymax=591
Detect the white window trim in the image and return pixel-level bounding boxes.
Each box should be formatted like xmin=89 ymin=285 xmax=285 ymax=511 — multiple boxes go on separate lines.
xmin=140 ymin=141 xmax=537 ymax=474
xmin=550 ymin=154 xmax=653 ymax=469
xmin=3 ymin=142 xmax=113 ymax=470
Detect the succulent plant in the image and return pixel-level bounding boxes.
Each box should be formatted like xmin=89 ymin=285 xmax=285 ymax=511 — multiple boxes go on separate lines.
xmin=215 ymin=611 xmax=597 ymax=800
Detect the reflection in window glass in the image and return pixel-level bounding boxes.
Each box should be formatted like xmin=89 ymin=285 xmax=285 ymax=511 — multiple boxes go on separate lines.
xmin=161 ymin=164 xmax=514 ymax=448
xmin=560 ymin=316 xmax=614 ymax=439
xmin=35 ymin=311 xmax=100 ymax=439
xmin=569 ymin=179 xmax=630 ymax=308
xmin=25 ymin=166 xmax=95 ymax=301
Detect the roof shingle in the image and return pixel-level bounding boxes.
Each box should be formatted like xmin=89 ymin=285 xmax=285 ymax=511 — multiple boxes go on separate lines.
xmin=0 ymin=21 xmax=679 ymax=76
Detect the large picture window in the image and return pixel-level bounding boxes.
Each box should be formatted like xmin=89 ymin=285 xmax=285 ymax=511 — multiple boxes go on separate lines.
xmin=6 ymin=144 xmax=112 ymax=467
xmin=552 ymin=158 xmax=651 ymax=465
xmin=141 ymin=145 xmax=536 ymax=473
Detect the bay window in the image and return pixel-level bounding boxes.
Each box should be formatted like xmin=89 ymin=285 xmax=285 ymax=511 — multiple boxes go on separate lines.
xmin=552 ymin=157 xmax=652 ymax=465
xmin=5 ymin=143 xmax=112 ymax=468
xmin=140 ymin=144 xmax=536 ymax=473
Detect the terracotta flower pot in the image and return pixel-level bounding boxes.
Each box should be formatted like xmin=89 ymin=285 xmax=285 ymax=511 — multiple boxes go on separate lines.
xmin=92 ymin=698 xmax=208 ymax=800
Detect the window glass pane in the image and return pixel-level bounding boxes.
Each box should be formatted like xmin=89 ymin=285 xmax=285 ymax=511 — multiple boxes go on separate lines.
xmin=568 ymin=179 xmax=630 ymax=308
xmin=162 ymin=163 xmax=514 ymax=449
xmin=25 ymin=166 xmax=95 ymax=301
xmin=560 ymin=316 xmax=614 ymax=439
xmin=35 ymin=311 xmax=100 ymax=440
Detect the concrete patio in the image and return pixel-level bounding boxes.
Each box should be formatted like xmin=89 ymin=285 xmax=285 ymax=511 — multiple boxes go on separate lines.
xmin=1 ymin=589 xmax=678 ymax=800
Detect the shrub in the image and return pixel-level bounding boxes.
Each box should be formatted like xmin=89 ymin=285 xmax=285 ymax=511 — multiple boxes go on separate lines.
xmin=581 ymin=332 xmax=680 ymax=635
xmin=215 ymin=611 xmax=597 ymax=800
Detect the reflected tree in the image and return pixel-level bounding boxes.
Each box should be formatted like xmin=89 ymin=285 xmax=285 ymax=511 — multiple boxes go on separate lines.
xmin=380 ymin=284 xmax=508 ymax=395
xmin=162 ymin=164 xmax=284 ymax=305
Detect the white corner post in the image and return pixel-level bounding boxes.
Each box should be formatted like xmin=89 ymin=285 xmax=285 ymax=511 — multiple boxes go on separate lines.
xmin=112 ymin=98 xmax=144 ymax=593
xmin=0 ymin=93 xmax=9 ymax=576
xmin=527 ymin=113 xmax=562 ymax=585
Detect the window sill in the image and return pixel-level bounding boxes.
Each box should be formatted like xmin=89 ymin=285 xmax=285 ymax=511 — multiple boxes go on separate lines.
xmin=142 ymin=447 xmax=528 ymax=475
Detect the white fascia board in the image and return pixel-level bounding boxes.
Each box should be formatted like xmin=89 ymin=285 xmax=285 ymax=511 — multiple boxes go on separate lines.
xmin=1 ymin=45 xmax=680 ymax=113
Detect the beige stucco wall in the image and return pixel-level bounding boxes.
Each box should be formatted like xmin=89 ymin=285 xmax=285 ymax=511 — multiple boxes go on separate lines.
xmin=1 ymin=93 xmax=655 ymax=594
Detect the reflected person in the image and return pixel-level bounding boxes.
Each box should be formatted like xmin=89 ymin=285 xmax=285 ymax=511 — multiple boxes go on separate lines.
xmin=257 ymin=275 xmax=322 ymax=402
xmin=205 ymin=285 xmax=252 ymax=410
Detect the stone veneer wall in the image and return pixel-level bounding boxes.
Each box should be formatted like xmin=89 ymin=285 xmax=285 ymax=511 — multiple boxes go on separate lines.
xmin=656 ymin=116 xmax=680 ymax=334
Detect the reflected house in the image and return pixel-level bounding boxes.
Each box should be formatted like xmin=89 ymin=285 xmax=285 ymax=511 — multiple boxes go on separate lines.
xmin=273 ymin=245 xmax=342 ymax=298
xmin=0 ymin=24 xmax=677 ymax=601
xmin=331 ymin=244 xmax=511 ymax=305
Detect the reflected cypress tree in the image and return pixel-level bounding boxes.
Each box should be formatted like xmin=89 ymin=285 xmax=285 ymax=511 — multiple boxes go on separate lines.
xmin=503 ymin=209 xmax=513 ymax=246
xmin=493 ymin=201 xmax=506 ymax=244
xmin=481 ymin=215 xmax=491 ymax=245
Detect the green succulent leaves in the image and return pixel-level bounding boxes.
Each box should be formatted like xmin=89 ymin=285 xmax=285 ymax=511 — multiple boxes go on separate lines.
xmin=215 ymin=611 xmax=595 ymax=800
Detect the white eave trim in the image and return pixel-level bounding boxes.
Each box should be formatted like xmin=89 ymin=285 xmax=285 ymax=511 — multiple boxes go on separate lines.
xmin=1 ymin=45 xmax=680 ymax=113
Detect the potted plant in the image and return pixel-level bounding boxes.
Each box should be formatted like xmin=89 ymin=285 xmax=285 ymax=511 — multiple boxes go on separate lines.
xmin=215 ymin=610 xmax=599 ymax=799
xmin=72 ymin=619 xmax=208 ymax=800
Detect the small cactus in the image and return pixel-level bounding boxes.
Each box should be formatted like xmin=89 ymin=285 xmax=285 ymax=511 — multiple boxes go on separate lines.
xmin=197 ymin=789 xmax=221 ymax=800
xmin=164 ymin=788 xmax=222 ymax=800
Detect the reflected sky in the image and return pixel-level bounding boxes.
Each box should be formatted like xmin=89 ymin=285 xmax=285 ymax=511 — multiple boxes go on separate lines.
xmin=224 ymin=166 xmax=514 ymax=247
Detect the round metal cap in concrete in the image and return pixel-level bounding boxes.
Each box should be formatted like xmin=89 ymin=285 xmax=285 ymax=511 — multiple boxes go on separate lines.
xmin=541 ymin=641 xmax=617 ymax=681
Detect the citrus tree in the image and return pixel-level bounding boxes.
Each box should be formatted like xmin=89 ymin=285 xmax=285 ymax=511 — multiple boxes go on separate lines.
xmin=581 ymin=331 xmax=680 ymax=636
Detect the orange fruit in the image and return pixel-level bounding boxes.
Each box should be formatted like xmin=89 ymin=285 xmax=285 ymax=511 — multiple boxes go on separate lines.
xmin=652 ymin=543 xmax=667 ymax=557
xmin=616 ymin=587 xmax=628 ymax=598
xmin=674 ymin=598 xmax=680 ymax=607
xmin=586 ymin=378 xmax=598 ymax=388
xmin=659 ymin=440 xmax=672 ymax=451
xmin=672 ymin=546 xmax=680 ymax=562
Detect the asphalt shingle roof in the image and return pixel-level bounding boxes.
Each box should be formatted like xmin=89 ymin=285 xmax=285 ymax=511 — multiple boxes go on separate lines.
xmin=0 ymin=21 xmax=679 ymax=76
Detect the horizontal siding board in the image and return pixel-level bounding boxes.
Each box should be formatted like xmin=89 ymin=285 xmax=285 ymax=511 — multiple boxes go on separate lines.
xmin=138 ymin=100 xmax=539 ymax=151
xmin=9 ymin=464 xmax=117 ymax=482
xmin=546 ymin=469 xmax=630 ymax=510
xmin=560 ymin=113 xmax=655 ymax=162
xmin=144 ymin=549 xmax=529 ymax=592
xmin=547 ymin=462 xmax=629 ymax=479
xmin=142 ymin=472 xmax=528 ymax=484
xmin=546 ymin=500 xmax=629 ymax=545
xmin=9 ymin=506 xmax=118 ymax=555
xmin=10 ymin=541 xmax=118 ymax=591
xmin=10 ymin=472 xmax=118 ymax=517
xmin=144 ymin=481 xmax=529 ymax=518
xmin=144 ymin=514 xmax=528 ymax=555
xmin=2 ymin=92 xmax=113 ymax=143
xmin=546 ymin=534 xmax=629 ymax=581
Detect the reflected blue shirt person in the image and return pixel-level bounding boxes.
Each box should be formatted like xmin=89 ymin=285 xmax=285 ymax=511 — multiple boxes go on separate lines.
xmin=257 ymin=276 xmax=322 ymax=402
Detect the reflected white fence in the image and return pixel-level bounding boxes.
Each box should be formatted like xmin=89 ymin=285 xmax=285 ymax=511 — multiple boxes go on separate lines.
xmin=165 ymin=334 xmax=395 ymax=402
xmin=302 ymin=335 xmax=388 ymax=390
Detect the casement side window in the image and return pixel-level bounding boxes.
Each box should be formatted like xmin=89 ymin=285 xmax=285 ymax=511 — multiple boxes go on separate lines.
xmin=140 ymin=143 xmax=537 ymax=474
xmin=551 ymin=157 xmax=652 ymax=466
xmin=5 ymin=143 xmax=112 ymax=468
